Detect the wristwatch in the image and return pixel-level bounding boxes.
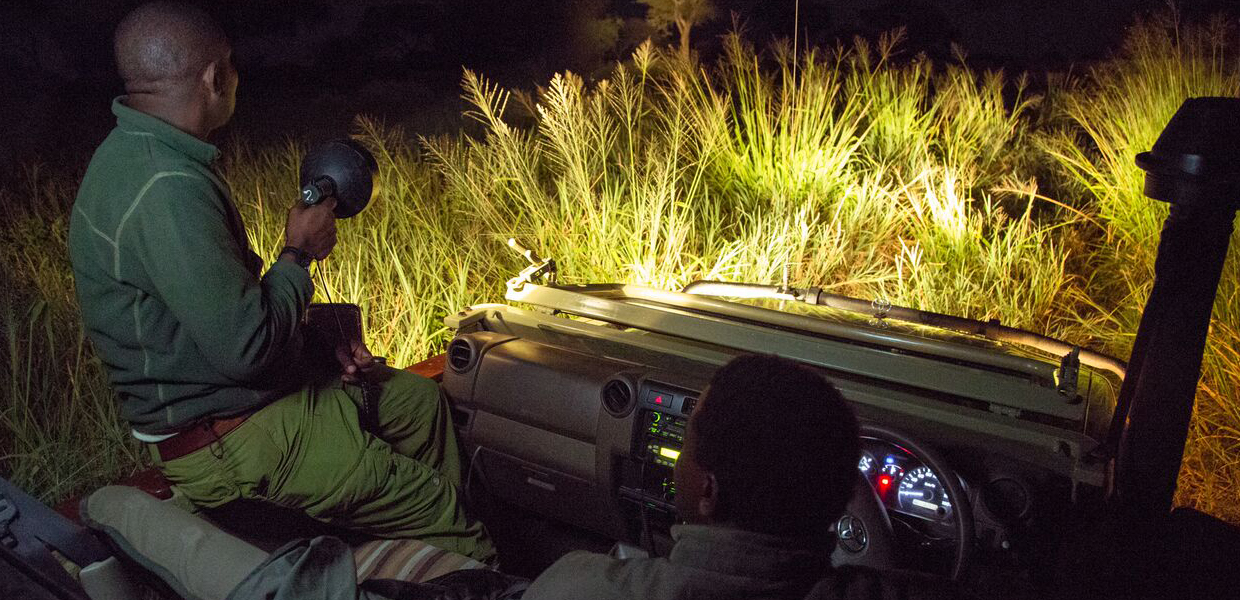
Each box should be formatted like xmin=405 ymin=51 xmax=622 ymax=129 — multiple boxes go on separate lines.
xmin=279 ymin=245 xmax=314 ymax=269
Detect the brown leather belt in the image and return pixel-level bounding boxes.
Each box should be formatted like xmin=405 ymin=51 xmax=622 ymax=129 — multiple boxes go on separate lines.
xmin=153 ymin=412 xmax=253 ymax=462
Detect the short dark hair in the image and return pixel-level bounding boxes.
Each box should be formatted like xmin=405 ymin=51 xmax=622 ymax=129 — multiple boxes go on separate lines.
xmin=692 ymin=354 xmax=860 ymax=537
xmin=114 ymin=2 xmax=227 ymax=86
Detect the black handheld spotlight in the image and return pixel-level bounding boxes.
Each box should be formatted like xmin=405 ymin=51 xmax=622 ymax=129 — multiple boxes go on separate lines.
xmin=299 ymin=139 xmax=378 ymax=219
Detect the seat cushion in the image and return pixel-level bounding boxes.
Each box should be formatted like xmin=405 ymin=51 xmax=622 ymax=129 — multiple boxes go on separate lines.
xmin=202 ymin=499 xmax=489 ymax=582
xmin=82 ymin=485 xmax=489 ymax=600
xmin=81 ymin=486 xmax=268 ymax=600
xmin=353 ymin=538 xmax=490 ymax=582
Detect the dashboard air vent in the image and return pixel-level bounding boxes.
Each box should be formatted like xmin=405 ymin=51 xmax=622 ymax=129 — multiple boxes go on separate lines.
xmin=447 ymin=338 xmax=476 ymax=373
xmin=601 ymin=379 xmax=635 ymax=417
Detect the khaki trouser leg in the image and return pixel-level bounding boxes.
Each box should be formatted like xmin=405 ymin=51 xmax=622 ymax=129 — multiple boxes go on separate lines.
xmin=153 ymin=367 xmax=494 ymax=561
xmin=338 ymin=366 xmax=463 ymax=489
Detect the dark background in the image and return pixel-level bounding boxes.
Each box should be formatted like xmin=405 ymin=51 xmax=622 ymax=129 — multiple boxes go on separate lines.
xmin=2 ymin=0 xmax=1236 ymax=170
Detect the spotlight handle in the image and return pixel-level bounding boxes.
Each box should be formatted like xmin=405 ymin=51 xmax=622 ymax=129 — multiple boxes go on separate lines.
xmin=301 ymin=176 xmax=336 ymax=207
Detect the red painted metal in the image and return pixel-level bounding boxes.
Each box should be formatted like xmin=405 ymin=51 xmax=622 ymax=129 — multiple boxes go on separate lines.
xmin=404 ymin=353 xmax=446 ymax=382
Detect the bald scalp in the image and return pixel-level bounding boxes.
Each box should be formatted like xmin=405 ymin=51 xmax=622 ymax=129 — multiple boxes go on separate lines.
xmin=114 ymin=2 xmax=227 ymax=90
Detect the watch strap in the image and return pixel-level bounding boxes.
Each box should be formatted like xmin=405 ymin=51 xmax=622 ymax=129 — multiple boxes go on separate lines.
xmin=279 ymin=245 xmax=314 ymax=269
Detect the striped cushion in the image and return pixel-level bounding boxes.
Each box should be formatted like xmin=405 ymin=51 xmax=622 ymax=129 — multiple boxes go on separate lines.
xmin=352 ymin=538 xmax=489 ymax=583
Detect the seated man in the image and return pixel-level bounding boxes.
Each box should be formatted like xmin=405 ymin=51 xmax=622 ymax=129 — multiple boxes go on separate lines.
xmin=68 ymin=1 xmax=492 ymax=561
xmin=524 ymin=354 xmax=974 ymax=599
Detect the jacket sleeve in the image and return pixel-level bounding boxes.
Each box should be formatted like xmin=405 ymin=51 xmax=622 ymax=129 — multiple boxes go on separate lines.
xmin=128 ymin=173 xmax=314 ymax=383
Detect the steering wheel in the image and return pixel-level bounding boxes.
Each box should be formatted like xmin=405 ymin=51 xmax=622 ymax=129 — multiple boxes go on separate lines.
xmin=830 ymin=423 xmax=975 ymax=580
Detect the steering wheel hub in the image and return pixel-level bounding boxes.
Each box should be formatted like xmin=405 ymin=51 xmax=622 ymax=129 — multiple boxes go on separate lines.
xmin=835 ymin=514 xmax=869 ymax=553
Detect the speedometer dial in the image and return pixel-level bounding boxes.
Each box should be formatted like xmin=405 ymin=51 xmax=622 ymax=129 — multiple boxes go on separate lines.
xmin=897 ymin=466 xmax=953 ymax=519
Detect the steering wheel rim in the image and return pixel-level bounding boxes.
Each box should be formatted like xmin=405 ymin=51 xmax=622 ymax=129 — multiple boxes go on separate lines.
xmin=831 ymin=422 xmax=975 ymax=581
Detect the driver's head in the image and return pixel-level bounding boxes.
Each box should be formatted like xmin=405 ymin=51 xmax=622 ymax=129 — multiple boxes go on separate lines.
xmin=674 ymin=354 xmax=859 ymax=540
xmin=114 ymin=2 xmax=236 ymax=133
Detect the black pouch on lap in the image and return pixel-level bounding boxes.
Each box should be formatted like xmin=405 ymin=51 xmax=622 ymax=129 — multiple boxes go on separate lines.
xmin=303 ymin=302 xmax=364 ymax=372
xmin=304 ymin=302 xmax=382 ymax=433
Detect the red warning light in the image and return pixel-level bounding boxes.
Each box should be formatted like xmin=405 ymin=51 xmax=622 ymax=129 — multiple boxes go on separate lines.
xmin=654 ymin=395 xmax=664 ymax=405
xmin=878 ymin=475 xmax=892 ymax=489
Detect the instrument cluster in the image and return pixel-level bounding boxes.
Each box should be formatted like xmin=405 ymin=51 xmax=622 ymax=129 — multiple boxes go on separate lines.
xmin=858 ymin=438 xmax=955 ymax=522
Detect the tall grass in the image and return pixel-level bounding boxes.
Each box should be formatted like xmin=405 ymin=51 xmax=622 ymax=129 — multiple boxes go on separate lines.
xmin=1041 ymin=12 xmax=1240 ymax=519
xmin=1 ymin=167 xmax=142 ymax=503
xmin=2 ymin=15 xmax=1238 ymax=528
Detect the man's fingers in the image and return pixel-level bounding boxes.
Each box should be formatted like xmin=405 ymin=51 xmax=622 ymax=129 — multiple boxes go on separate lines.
xmin=286 ymin=194 xmax=337 ymax=259
xmin=306 ymin=196 xmax=336 ymax=212
xmin=353 ymin=342 xmax=378 ymax=373
xmin=315 ymin=229 xmax=337 ymax=260
xmin=336 ymin=340 xmax=376 ymax=381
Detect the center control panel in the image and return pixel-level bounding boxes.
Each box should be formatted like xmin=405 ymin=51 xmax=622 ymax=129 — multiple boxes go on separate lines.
xmin=642 ymin=410 xmax=686 ymax=467
xmin=618 ymin=382 xmax=699 ymax=512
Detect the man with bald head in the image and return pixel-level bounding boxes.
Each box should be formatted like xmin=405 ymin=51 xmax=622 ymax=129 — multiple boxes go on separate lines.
xmin=69 ymin=2 xmax=493 ymax=561
xmin=111 ymin=0 xmax=237 ymax=138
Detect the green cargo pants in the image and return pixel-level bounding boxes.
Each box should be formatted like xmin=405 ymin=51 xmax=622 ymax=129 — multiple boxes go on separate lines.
xmin=151 ymin=366 xmax=494 ymax=561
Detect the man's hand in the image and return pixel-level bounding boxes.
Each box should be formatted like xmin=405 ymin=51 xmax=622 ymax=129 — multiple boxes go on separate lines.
xmin=285 ymin=198 xmax=338 ymax=260
xmin=336 ymin=339 xmax=378 ymax=383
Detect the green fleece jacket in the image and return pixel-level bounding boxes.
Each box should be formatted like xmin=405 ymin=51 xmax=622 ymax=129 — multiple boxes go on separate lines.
xmin=69 ymin=98 xmax=314 ymax=434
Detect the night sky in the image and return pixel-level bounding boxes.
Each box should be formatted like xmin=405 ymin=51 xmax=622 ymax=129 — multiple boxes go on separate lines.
xmin=2 ymin=0 xmax=1236 ymax=169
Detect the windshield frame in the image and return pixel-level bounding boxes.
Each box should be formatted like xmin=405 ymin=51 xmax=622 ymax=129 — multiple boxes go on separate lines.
xmin=504 ymin=281 xmax=1121 ymax=442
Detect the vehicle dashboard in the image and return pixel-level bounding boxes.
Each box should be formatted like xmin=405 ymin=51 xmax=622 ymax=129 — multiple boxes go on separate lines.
xmin=440 ymin=286 xmax=1117 ymax=586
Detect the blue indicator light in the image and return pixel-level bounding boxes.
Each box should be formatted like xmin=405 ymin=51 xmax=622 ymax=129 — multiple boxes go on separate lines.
xmin=885 ymin=456 xmax=894 ymax=464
